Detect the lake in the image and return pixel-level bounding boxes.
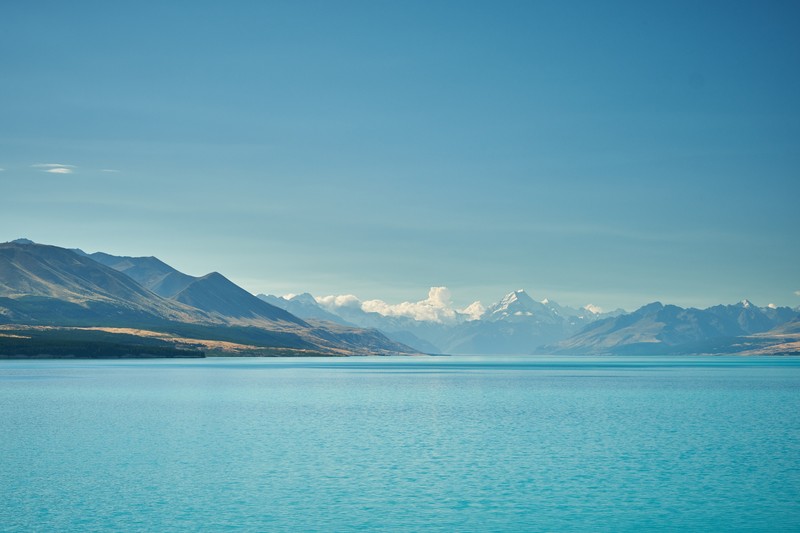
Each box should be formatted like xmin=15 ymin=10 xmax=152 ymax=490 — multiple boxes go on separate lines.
xmin=1 ymin=356 xmax=799 ymax=532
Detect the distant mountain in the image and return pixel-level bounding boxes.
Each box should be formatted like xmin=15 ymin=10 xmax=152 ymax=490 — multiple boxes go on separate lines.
xmin=174 ymin=273 xmax=305 ymax=324
xmin=770 ymin=318 xmax=800 ymax=335
xmin=706 ymin=300 xmax=798 ymax=334
xmin=0 ymin=242 xmax=419 ymax=357
xmin=259 ymin=293 xmax=352 ymax=325
xmin=83 ymin=251 xmax=302 ymax=325
xmin=82 ymin=251 xmax=195 ymax=298
xmin=305 ymin=288 xmax=618 ymax=355
xmin=717 ymin=318 xmax=800 ymax=355
xmin=483 ymin=290 xmax=560 ymax=324
xmin=548 ymin=301 xmax=800 ymax=355
xmin=439 ymin=290 xmax=607 ymax=354
xmin=259 ymin=293 xmax=442 ymax=353
xmin=300 ymin=286 xmax=797 ymax=356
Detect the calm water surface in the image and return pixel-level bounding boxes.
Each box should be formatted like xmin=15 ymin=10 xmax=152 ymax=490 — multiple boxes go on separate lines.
xmin=1 ymin=356 xmax=799 ymax=532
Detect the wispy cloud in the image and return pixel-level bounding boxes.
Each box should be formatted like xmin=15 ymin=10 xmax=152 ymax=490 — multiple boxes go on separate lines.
xmin=32 ymin=163 xmax=76 ymax=174
xmin=795 ymin=290 xmax=800 ymax=297
xmin=101 ymin=169 xmax=121 ymax=173
xmin=0 ymin=168 xmax=5 ymax=172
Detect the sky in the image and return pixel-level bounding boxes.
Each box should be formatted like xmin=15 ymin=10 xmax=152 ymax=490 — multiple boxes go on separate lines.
xmin=2 ymin=1 xmax=799 ymax=312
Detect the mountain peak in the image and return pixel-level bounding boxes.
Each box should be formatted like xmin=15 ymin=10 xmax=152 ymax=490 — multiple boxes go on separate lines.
xmin=290 ymin=293 xmax=318 ymax=305
xmin=498 ymin=289 xmax=532 ymax=305
xmin=10 ymin=238 xmax=35 ymax=244
xmin=635 ymin=302 xmax=665 ymax=315
xmin=583 ymin=304 xmax=603 ymax=315
xmin=201 ymin=272 xmax=227 ymax=282
xmin=483 ymin=289 xmax=556 ymax=323
xmin=740 ymin=299 xmax=753 ymax=309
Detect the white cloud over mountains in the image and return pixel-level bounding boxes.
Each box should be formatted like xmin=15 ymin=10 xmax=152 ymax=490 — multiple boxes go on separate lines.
xmin=317 ymin=287 xmax=485 ymax=324
xmin=314 ymin=288 xmax=616 ymax=324
xmin=316 ymin=294 xmax=362 ymax=309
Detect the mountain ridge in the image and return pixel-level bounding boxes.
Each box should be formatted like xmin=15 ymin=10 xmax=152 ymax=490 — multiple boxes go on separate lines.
xmin=4 ymin=239 xmax=797 ymax=356
xmin=258 ymin=289 xmax=799 ymax=356
xmin=547 ymin=300 xmax=800 ymax=355
xmin=0 ymin=242 xmax=420 ymax=357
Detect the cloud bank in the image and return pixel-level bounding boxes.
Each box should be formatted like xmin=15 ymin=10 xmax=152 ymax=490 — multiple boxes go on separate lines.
xmin=317 ymin=287 xmax=485 ymax=324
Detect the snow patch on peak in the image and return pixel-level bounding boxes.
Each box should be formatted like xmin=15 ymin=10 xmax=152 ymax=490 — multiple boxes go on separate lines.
xmin=583 ymin=304 xmax=603 ymax=314
xmin=497 ymin=289 xmax=527 ymax=304
xmin=485 ymin=289 xmax=551 ymax=322
xmin=460 ymin=301 xmax=485 ymax=321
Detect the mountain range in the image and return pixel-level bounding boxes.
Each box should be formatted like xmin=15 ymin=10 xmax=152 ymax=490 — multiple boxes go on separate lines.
xmin=260 ymin=292 xmax=800 ymax=356
xmin=547 ymin=300 xmax=800 ymax=355
xmin=259 ymin=289 xmax=624 ymax=354
xmin=2 ymin=239 xmax=798 ymax=357
xmin=0 ymin=241 xmax=418 ymax=357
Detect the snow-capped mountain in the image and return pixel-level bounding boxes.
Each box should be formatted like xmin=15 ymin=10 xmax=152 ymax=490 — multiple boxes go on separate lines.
xmin=257 ymin=288 xmax=798 ymax=356
xmin=259 ymin=288 xmax=618 ymax=355
xmin=482 ymin=290 xmax=560 ymax=323
xmin=444 ymin=290 xmax=613 ymax=354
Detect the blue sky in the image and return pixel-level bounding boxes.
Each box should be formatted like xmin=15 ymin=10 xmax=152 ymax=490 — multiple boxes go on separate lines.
xmin=2 ymin=1 xmax=798 ymax=311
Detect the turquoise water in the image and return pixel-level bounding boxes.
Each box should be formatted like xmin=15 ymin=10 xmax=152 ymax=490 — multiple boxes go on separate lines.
xmin=1 ymin=356 xmax=799 ymax=532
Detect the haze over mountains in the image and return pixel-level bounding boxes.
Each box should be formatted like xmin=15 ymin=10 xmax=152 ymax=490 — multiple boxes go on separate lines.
xmin=1 ymin=239 xmax=799 ymax=357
